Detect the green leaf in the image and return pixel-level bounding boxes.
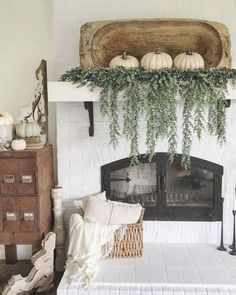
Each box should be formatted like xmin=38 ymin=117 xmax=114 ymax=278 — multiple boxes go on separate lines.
xmin=60 ymin=67 xmax=236 ymax=169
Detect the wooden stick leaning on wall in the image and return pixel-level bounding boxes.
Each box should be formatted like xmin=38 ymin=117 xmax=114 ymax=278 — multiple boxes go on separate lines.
xmin=24 ymin=59 xmax=49 ymax=145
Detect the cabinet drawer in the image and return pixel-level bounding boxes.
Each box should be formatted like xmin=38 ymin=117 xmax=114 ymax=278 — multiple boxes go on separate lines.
xmin=0 ymin=158 xmax=36 ymax=195
xmin=17 ymin=176 xmax=36 ymax=194
xmin=17 ymin=159 xmax=36 ymax=194
xmin=1 ymin=197 xmax=20 ymax=232
xmin=0 ymin=159 xmax=18 ymax=194
xmin=19 ymin=198 xmax=37 ymax=232
xmin=17 ymin=159 xmax=36 ymax=173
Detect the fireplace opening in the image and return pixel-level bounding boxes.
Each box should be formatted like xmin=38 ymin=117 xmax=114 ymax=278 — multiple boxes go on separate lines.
xmin=101 ymin=153 xmax=223 ymax=221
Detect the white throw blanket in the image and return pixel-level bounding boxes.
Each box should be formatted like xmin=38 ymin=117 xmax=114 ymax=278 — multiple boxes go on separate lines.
xmin=65 ymin=213 xmax=125 ymax=289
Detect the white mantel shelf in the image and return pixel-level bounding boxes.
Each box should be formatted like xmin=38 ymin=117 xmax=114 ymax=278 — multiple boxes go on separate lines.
xmin=48 ymin=81 xmax=236 ymax=102
xmin=48 ymin=82 xmax=101 ymax=102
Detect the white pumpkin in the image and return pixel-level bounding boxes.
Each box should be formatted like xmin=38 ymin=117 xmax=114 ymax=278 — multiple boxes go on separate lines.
xmin=109 ymin=52 xmax=139 ymax=68
xmin=11 ymin=139 xmax=26 ymax=151
xmin=174 ymin=48 xmax=204 ymax=70
xmin=16 ymin=121 xmax=41 ymax=138
xmin=0 ymin=112 xmax=14 ymax=126
xmin=141 ymin=49 xmax=173 ymax=70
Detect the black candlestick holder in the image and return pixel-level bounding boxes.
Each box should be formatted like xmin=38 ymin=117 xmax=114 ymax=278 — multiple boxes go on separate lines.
xmin=229 ymin=210 xmax=235 ymax=249
xmin=229 ymin=210 xmax=236 ymax=255
xmin=217 ymin=198 xmax=227 ymax=251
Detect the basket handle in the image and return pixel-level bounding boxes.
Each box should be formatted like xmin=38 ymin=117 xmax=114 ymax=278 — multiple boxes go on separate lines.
xmin=138 ymin=208 xmax=145 ymax=224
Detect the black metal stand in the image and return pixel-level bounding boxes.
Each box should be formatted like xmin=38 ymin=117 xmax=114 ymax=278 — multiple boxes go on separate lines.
xmin=229 ymin=210 xmax=236 ymax=255
xmin=229 ymin=210 xmax=235 ymax=249
xmin=217 ymin=198 xmax=227 ymax=251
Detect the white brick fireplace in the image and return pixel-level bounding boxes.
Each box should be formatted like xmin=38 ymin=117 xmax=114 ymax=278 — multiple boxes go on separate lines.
xmin=54 ymin=89 xmax=236 ymax=244
xmin=50 ymin=0 xmax=236 ymax=247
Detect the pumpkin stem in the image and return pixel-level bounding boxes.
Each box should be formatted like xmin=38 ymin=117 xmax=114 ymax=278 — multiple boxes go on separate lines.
xmin=155 ymin=48 xmax=161 ymax=54
xmin=122 ymin=51 xmax=127 ymax=60
xmin=186 ymin=48 xmax=193 ymax=55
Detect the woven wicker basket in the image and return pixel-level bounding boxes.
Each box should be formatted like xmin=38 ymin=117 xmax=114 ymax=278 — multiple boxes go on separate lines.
xmin=107 ymin=208 xmax=144 ymax=258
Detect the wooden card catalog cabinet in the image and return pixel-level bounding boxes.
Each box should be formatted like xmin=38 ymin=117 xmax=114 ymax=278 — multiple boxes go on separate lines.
xmin=0 ymin=146 xmax=53 ymax=264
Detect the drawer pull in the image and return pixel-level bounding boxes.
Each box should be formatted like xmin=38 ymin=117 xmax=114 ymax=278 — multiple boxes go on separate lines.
xmin=6 ymin=213 xmax=17 ymax=221
xmin=24 ymin=213 xmax=34 ymax=221
xmin=21 ymin=175 xmax=33 ymax=184
xmin=3 ymin=175 xmax=15 ymax=184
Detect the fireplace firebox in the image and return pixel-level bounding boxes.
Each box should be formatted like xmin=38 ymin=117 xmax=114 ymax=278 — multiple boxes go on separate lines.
xmin=101 ymin=153 xmax=223 ymax=221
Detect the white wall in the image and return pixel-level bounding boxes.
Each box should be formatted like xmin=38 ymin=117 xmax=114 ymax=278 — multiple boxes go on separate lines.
xmin=0 ymin=0 xmax=53 ymax=260
xmin=0 ymin=0 xmax=53 ymax=117
xmin=52 ymin=0 xmax=236 ymax=78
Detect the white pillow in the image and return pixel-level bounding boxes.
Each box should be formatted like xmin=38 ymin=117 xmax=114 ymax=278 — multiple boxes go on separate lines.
xmin=73 ymin=191 xmax=107 ymax=216
xmin=84 ymin=198 xmax=142 ymax=225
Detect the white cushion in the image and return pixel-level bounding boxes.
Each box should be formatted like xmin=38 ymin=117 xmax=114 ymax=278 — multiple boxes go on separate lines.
xmin=73 ymin=191 xmax=107 ymax=216
xmin=84 ymin=198 xmax=142 ymax=225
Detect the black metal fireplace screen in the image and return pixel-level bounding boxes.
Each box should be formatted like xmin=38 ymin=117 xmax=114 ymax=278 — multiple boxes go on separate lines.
xmin=101 ymin=153 xmax=223 ymax=221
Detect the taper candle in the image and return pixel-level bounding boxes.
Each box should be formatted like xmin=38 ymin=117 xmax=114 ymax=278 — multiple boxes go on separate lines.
xmin=221 ymin=175 xmax=224 ymax=198
xmin=233 ymin=188 xmax=236 ymax=210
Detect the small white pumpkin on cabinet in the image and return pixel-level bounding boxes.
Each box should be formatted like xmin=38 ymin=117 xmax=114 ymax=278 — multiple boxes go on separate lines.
xmin=174 ymin=48 xmax=205 ymax=70
xmin=141 ymin=49 xmax=173 ymax=70
xmin=11 ymin=138 xmax=26 ymax=151
xmin=0 ymin=112 xmax=14 ymax=126
xmin=109 ymin=52 xmax=139 ymax=68
xmin=16 ymin=121 xmax=41 ymax=138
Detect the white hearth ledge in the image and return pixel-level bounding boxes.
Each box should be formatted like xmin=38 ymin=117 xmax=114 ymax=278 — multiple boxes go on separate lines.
xmin=58 ymin=243 xmax=236 ymax=295
xmin=48 ymin=82 xmax=236 ymax=102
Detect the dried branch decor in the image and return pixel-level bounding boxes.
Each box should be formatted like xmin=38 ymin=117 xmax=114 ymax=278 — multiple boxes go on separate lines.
xmin=60 ymin=67 xmax=236 ymax=168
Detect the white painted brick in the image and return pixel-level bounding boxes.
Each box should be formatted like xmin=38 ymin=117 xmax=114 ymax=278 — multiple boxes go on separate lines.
xmin=97 ymin=285 xmax=109 ymax=295
xmin=56 ymin=99 xmax=236 ymax=243
xmin=107 ymin=286 xmax=120 ymax=295
xmin=66 ymin=285 xmax=78 ymax=295
xmin=152 ymin=287 xmax=164 ymax=295
xmin=141 ymin=286 xmax=152 ymax=295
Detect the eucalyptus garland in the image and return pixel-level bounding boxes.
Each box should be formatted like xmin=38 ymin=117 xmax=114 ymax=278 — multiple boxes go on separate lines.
xmin=60 ymin=67 xmax=236 ymax=169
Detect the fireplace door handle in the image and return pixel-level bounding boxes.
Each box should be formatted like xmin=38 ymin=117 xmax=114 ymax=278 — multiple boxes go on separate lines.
xmin=161 ymin=176 xmax=167 ymax=192
xmin=157 ymin=176 xmax=161 ymax=192
xmin=110 ymin=177 xmax=131 ymax=182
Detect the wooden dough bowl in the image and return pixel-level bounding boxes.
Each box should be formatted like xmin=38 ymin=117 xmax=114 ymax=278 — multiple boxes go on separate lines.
xmin=80 ymin=19 xmax=231 ymax=69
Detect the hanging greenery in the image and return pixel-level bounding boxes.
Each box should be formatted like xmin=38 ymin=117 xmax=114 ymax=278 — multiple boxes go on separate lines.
xmin=60 ymin=67 xmax=236 ymax=169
